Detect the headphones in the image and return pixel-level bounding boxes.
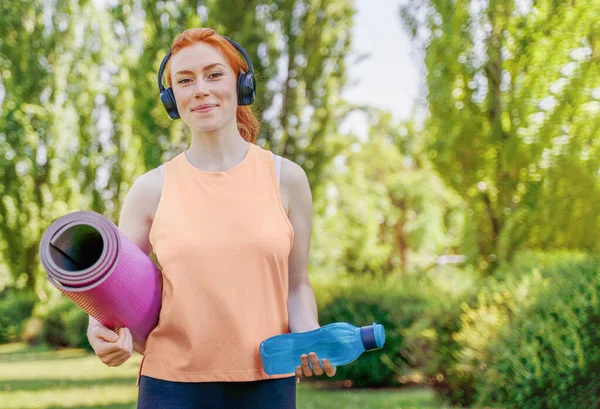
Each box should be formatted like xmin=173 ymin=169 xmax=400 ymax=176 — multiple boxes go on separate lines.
xmin=157 ymin=36 xmax=256 ymax=120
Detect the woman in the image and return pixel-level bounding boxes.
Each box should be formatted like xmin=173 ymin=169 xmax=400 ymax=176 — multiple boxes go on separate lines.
xmin=85 ymin=28 xmax=335 ymax=409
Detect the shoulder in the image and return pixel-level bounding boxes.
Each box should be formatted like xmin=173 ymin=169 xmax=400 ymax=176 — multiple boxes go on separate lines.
xmin=280 ymin=158 xmax=309 ymax=188
xmin=133 ymin=166 xmax=163 ymax=200
xmin=122 ymin=166 xmax=164 ymax=221
xmin=280 ymin=158 xmax=312 ymax=212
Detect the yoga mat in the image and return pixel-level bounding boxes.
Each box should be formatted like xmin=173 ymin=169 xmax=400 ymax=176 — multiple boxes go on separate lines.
xmin=39 ymin=210 xmax=162 ymax=354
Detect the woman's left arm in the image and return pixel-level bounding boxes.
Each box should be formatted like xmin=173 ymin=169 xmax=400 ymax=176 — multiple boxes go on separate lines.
xmin=284 ymin=159 xmax=319 ymax=334
xmin=282 ymin=159 xmax=336 ymax=378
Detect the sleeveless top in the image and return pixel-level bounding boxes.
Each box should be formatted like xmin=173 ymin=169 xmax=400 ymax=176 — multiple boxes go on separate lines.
xmin=136 ymin=142 xmax=295 ymax=385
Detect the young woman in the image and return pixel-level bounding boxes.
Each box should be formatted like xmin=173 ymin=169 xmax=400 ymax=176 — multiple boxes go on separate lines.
xmin=85 ymin=28 xmax=335 ymax=409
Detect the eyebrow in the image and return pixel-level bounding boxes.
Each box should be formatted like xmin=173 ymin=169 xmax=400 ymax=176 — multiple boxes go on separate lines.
xmin=174 ymin=63 xmax=226 ymax=77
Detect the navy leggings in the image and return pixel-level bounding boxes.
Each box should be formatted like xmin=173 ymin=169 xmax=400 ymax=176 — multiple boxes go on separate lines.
xmin=137 ymin=375 xmax=297 ymax=409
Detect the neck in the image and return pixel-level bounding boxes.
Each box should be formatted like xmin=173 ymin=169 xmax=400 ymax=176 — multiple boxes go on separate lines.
xmin=186 ymin=119 xmax=250 ymax=172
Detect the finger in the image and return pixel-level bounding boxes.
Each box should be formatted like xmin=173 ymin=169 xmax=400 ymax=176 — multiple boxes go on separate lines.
xmin=101 ymin=350 xmax=126 ymax=366
xmin=94 ymin=326 xmax=119 ymax=343
xmin=126 ymin=329 xmax=133 ymax=354
xmin=295 ymin=365 xmax=304 ymax=378
xmin=308 ymin=352 xmax=324 ymax=376
xmin=108 ymin=355 xmax=127 ymax=367
xmin=125 ymin=328 xmax=133 ymax=353
xmin=322 ymin=359 xmax=337 ymax=377
xmin=97 ymin=342 xmax=121 ymax=357
xmin=118 ymin=328 xmax=130 ymax=351
xmin=300 ymin=354 xmax=313 ymax=377
xmin=115 ymin=328 xmax=125 ymax=350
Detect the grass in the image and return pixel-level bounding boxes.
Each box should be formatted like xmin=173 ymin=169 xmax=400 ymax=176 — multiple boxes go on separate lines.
xmin=0 ymin=343 xmax=459 ymax=409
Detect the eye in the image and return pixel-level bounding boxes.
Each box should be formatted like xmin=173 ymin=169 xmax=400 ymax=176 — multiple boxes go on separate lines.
xmin=177 ymin=78 xmax=191 ymax=84
xmin=209 ymin=72 xmax=223 ymax=79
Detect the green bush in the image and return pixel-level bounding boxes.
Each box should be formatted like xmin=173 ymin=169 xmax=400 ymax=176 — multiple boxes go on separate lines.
xmin=473 ymin=254 xmax=600 ymax=409
xmin=445 ymin=269 xmax=549 ymax=406
xmin=313 ymin=273 xmax=468 ymax=388
xmin=402 ymin=286 xmax=473 ymax=404
xmin=439 ymin=252 xmax=600 ymax=408
xmin=0 ymin=288 xmax=36 ymax=343
xmin=40 ymin=298 xmax=92 ymax=350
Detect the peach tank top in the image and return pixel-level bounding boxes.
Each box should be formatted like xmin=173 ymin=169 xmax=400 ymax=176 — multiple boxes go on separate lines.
xmin=136 ymin=142 xmax=295 ymax=385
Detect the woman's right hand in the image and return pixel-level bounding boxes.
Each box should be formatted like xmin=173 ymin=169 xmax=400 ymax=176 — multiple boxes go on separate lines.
xmin=87 ymin=318 xmax=133 ymax=367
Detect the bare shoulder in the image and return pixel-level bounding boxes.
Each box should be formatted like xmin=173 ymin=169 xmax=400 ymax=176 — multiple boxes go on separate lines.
xmin=280 ymin=158 xmax=309 ymax=189
xmin=130 ymin=166 xmax=164 ymax=220
xmin=137 ymin=166 xmax=164 ymax=201
xmin=118 ymin=166 xmax=164 ymax=255
xmin=279 ymin=158 xmax=312 ymax=215
xmin=120 ymin=166 xmax=163 ymax=226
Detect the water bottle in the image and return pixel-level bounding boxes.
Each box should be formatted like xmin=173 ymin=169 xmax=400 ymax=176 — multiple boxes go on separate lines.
xmin=259 ymin=322 xmax=386 ymax=375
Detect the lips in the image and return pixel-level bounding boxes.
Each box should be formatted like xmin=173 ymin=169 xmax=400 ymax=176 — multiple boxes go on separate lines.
xmin=192 ymin=104 xmax=218 ymax=113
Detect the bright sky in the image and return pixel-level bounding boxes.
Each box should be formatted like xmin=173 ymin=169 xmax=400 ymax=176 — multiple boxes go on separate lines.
xmin=342 ymin=0 xmax=421 ymax=123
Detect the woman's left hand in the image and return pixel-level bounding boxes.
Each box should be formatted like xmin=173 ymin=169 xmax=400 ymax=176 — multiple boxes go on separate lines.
xmin=296 ymin=352 xmax=336 ymax=381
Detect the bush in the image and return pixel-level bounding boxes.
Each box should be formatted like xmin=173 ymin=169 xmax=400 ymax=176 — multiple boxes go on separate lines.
xmin=0 ymin=288 xmax=36 ymax=343
xmin=445 ymin=269 xmax=549 ymax=406
xmin=40 ymin=297 xmax=92 ymax=350
xmin=313 ymin=272 xmax=468 ymax=388
xmin=441 ymin=252 xmax=600 ymax=408
xmin=473 ymin=254 xmax=600 ymax=409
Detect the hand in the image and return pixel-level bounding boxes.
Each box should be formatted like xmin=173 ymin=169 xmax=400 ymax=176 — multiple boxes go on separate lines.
xmin=87 ymin=324 xmax=133 ymax=367
xmin=295 ymin=352 xmax=336 ymax=382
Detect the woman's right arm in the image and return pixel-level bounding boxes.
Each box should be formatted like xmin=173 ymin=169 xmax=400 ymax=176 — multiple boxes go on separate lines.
xmin=87 ymin=168 xmax=162 ymax=366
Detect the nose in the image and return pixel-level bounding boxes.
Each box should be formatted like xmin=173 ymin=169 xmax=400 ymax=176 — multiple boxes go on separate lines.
xmin=193 ymin=79 xmax=210 ymax=98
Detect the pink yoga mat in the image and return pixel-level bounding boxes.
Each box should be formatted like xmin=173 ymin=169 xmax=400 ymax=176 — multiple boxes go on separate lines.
xmin=39 ymin=210 xmax=162 ymax=354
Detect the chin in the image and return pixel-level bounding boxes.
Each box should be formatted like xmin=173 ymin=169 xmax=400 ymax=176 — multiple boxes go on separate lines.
xmin=185 ymin=118 xmax=220 ymax=132
xmin=188 ymin=113 xmax=236 ymax=133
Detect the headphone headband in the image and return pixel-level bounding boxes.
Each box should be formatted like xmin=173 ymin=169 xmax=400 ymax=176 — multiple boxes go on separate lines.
xmin=157 ymin=50 xmax=172 ymax=92
xmin=157 ymin=35 xmax=256 ymax=119
xmin=222 ymin=36 xmax=254 ymax=74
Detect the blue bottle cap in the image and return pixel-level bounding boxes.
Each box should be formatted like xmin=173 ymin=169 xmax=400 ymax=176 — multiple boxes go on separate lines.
xmin=360 ymin=323 xmax=386 ymax=351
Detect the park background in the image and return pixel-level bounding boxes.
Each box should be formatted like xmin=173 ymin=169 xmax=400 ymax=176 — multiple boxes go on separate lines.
xmin=1 ymin=0 xmax=600 ymax=408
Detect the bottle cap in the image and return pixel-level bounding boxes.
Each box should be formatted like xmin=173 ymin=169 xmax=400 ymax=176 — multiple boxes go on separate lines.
xmin=360 ymin=323 xmax=386 ymax=351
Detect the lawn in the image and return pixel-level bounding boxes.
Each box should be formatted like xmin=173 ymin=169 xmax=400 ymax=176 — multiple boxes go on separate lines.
xmin=0 ymin=343 xmax=458 ymax=409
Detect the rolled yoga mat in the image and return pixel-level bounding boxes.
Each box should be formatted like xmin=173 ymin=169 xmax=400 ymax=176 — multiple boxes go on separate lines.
xmin=39 ymin=210 xmax=162 ymax=354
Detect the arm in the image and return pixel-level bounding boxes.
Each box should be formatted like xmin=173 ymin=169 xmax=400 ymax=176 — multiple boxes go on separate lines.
xmin=281 ymin=159 xmax=336 ymax=378
xmin=89 ymin=171 xmax=157 ymax=329
xmin=283 ymin=159 xmax=319 ymax=333
xmin=87 ymin=168 xmax=162 ymax=365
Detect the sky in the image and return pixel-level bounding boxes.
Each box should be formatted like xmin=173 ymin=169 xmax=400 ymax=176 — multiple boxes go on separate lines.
xmin=342 ymin=0 xmax=421 ymax=126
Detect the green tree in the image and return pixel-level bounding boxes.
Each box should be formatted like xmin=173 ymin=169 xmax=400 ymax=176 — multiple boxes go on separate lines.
xmin=0 ymin=0 xmax=105 ymax=291
xmin=400 ymin=0 xmax=600 ymax=273
xmin=311 ymin=109 xmax=464 ymax=277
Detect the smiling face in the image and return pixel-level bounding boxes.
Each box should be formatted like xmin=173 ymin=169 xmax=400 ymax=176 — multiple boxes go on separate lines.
xmin=169 ymin=42 xmax=238 ymax=133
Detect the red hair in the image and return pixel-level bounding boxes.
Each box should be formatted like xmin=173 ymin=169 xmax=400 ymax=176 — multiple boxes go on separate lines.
xmin=165 ymin=28 xmax=260 ymax=143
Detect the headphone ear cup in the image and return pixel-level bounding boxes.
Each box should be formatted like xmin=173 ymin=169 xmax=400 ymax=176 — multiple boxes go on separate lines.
xmin=237 ymin=73 xmax=256 ymax=106
xmin=237 ymin=73 xmax=245 ymax=106
xmin=160 ymin=87 xmax=180 ymax=119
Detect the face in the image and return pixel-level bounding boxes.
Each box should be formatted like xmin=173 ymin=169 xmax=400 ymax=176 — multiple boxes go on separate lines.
xmin=170 ymin=42 xmax=238 ymax=132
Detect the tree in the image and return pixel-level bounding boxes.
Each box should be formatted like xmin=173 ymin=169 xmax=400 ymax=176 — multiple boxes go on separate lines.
xmin=400 ymin=0 xmax=600 ymax=273
xmin=311 ymin=109 xmax=464 ymax=277
xmin=0 ymin=0 xmax=107 ymax=291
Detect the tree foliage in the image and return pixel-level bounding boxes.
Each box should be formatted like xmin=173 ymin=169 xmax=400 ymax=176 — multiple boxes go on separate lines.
xmin=0 ymin=0 xmax=355 ymax=292
xmin=400 ymin=0 xmax=600 ymax=273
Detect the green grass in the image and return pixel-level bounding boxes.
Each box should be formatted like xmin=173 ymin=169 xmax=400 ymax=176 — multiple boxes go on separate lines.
xmin=0 ymin=343 xmax=458 ymax=409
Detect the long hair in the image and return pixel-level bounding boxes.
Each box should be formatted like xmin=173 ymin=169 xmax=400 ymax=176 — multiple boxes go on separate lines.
xmin=165 ymin=28 xmax=260 ymax=143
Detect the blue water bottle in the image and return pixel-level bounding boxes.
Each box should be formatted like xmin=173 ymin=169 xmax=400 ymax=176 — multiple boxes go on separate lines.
xmin=259 ymin=322 xmax=386 ymax=375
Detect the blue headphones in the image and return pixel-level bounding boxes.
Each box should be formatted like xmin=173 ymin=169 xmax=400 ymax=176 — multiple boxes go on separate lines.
xmin=157 ymin=36 xmax=256 ymax=120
